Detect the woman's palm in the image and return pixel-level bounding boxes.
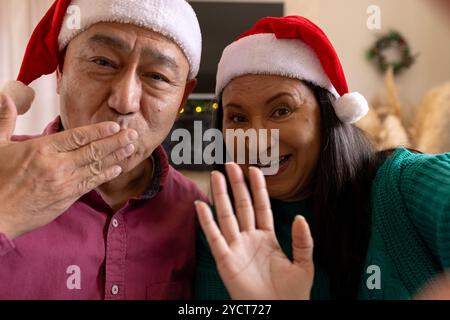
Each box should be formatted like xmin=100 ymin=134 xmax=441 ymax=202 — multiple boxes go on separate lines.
xmin=196 ymin=163 xmax=314 ymax=300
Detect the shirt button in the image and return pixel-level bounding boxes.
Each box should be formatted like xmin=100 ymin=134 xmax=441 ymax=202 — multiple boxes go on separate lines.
xmin=112 ymin=219 xmax=119 ymax=228
xmin=111 ymin=285 xmax=119 ymax=295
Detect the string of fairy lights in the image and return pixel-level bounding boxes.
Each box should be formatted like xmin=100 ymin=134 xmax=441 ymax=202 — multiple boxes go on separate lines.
xmin=180 ymin=100 xmax=219 ymax=115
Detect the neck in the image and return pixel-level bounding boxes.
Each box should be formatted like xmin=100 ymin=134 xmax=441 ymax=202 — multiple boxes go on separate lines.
xmin=279 ymin=190 xmax=312 ymax=203
xmin=96 ymin=157 xmax=154 ymax=211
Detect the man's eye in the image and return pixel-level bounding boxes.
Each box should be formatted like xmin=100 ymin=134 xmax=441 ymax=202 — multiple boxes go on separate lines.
xmin=272 ymin=107 xmax=291 ymax=118
xmin=145 ymin=73 xmax=169 ymax=83
xmin=92 ymin=58 xmax=114 ymax=68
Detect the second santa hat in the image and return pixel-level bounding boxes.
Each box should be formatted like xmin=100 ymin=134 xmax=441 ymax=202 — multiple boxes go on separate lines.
xmin=215 ymin=16 xmax=369 ymax=124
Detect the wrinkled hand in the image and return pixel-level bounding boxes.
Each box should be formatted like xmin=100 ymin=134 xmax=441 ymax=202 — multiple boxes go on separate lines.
xmin=195 ymin=163 xmax=314 ymax=300
xmin=0 ymin=92 xmax=138 ymax=240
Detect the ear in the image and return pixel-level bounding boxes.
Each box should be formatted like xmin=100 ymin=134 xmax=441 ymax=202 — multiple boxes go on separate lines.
xmin=56 ymin=66 xmax=63 ymax=95
xmin=178 ymin=78 xmax=197 ymax=114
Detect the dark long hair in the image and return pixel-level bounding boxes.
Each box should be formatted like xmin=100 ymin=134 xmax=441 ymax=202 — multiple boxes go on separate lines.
xmin=213 ymin=80 xmax=386 ymax=299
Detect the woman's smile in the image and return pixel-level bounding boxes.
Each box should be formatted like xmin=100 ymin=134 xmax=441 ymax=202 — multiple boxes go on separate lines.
xmin=255 ymin=154 xmax=293 ymax=177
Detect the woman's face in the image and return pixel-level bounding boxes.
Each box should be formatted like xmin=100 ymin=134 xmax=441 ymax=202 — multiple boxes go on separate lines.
xmin=222 ymin=75 xmax=321 ymax=201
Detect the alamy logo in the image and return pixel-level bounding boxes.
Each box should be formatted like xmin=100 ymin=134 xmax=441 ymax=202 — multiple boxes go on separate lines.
xmin=66 ymin=5 xmax=81 ymax=30
xmin=66 ymin=265 xmax=81 ymax=290
xmin=366 ymin=265 xmax=381 ymax=290
xmin=170 ymin=122 xmax=280 ymax=175
xmin=367 ymin=5 xmax=382 ymax=30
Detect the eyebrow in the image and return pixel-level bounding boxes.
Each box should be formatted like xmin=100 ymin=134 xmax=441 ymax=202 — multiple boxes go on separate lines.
xmin=88 ymin=34 xmax=180 ymax=71
xmin=223 ymin=103 xmax=242 ymax=110
xmin=142 ymin=47 xmax=180 ymax=71
xmin=88 ymin=34 xmax=131 ymax=51
xmin=265 ymin=92 xmax=295 ymax=105
xmin=224 ymin=92 xmax=296 ymax=109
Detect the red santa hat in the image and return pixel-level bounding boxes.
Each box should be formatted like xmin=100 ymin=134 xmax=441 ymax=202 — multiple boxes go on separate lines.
xmin=17 ymin=0 xmax=202 ymax=85
xmin=2 ymin=0 xmax=201 ymax=113
xmin=215 ymin=16 xmax=369 ymax=124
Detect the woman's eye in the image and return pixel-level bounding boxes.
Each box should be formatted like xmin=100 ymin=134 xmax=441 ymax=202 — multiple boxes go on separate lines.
xmin=231 ymin=115 xmax=247 ymax=123
xmin=272 ymin=107 xmax=291 ymax=118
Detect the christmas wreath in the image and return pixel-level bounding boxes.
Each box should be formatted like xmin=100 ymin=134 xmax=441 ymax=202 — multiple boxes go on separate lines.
xmin=367 ymin=30 xmax=416 ymax=75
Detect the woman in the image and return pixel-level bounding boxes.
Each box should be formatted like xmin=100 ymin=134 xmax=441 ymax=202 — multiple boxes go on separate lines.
xmin=193 ymin=16 xmax=450 ymax=300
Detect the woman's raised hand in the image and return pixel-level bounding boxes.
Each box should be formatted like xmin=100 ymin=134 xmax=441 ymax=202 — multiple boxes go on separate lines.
xmin=195 ymin=163 xmax=314 ymax=300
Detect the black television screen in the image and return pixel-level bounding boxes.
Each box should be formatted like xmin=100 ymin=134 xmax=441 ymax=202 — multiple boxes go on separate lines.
xmin=189 ymin=1 xmax=285 ymax=95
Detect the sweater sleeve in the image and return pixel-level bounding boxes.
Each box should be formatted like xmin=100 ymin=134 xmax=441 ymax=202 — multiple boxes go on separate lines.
xmin=194 ymin=229 xmax=231 ymax=300
xmin=400 ymin=151 xmax=450 ymax=269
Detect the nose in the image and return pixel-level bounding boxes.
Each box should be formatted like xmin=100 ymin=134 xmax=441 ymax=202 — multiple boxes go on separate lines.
xmin=108 ymin=68 xmax=141 ymax=115
xmin=245 ymin=117 xmax=272 ymax=161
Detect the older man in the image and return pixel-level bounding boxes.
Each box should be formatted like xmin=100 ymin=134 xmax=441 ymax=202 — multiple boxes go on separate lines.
xmin=0 ymin=0 xmax=206 ymax=299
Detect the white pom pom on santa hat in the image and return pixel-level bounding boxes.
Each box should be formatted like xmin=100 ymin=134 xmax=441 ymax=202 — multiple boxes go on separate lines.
xmin=215 ymin=16 xmax=369 ymax=124
xmin=334 ymin=92 xmax=369 ymax=124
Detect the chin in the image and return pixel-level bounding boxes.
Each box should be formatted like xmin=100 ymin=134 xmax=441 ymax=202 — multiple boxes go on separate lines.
xmin=266 ymin=185 xmax=284 ymax=199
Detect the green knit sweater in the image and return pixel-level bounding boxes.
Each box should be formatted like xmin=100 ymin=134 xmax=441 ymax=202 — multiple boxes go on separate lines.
xmin=194 ymin=148 xmax=450 ymax=299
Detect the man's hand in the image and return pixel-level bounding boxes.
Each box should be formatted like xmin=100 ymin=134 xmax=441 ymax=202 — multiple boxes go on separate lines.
xmin=0 ymin=92 xmax=138 ymax=240
xmin=195 ymin=163 xmax=314 ymax=300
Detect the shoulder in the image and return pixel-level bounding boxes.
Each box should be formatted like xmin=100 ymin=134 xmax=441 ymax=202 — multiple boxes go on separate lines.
xmin=375 ymin=147 xmax=450 ymax=183
xmin=372 ymin=147 xmax=450 ymax=208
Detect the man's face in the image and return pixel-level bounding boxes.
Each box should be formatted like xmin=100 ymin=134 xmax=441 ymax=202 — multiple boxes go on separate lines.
xmin=57 ymin=22 xmax=196 ymax=173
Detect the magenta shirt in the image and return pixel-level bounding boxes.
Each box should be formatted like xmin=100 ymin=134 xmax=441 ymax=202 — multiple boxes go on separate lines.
xmin=0 ymin=117 xmax=207 ymax=300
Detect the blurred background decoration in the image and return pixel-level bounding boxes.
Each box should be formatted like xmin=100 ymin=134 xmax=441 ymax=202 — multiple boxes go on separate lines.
xmin=355 ymin=66 xmax=450 ymax=155
xmin=366 ymin=30 xmax=417 ymax=76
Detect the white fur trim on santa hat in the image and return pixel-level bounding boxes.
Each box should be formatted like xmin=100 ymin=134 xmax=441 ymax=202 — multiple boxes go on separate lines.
xmin=216 ymin=33 xmax=369 ymax=124
xmin=58 ymin=0 xmax=202 ymax=79
xmin=333 ymin=92 xmax=369 ymax=124
xmin=216 ymin=33 xmax=339 ymax=97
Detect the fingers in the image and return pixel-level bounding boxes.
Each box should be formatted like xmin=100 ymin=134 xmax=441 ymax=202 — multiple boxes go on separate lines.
xmin=45 ymin=121 xmax=123 ymax=153
xmin=0 ymin=93 xmax=18 ymax=142
xmin=210 ymin=170 xmax=240 ymax=243
xmin=225 ymin=163 xmax=255 ymax=231
xmin=74 ymin=143 xmax=135 ymax=180
xmin=291 ymin=216 xmax=314 ymax=268
xmin=248 ymin=166 xmax=274 ymax=231
xmin=195 ymin=200 xmax=230 ymax=262
xmin=55 ymin=142 xmax=135 ymax=201
xmin=73 ymin=165 xmax=123 ymax=198
xmin=67 ymin=128 xmax=138 ymax=168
